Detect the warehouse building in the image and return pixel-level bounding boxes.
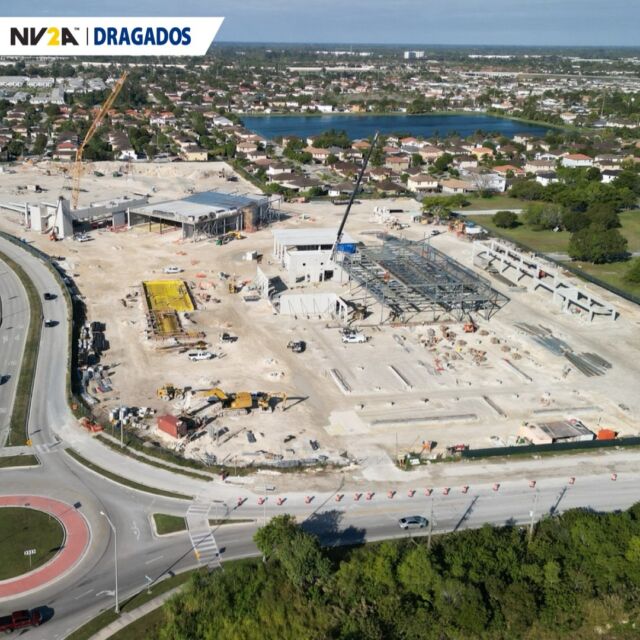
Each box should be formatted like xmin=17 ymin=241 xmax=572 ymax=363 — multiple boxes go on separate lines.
xmin=129 ymin=190 xmax=272 ymax=240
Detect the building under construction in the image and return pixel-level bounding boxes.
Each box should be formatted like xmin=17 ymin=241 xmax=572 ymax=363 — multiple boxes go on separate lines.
xmin=129 ymin=190 xmax=274 ymax=240
xmin=338 ymin=235 xmax=508 ymax=324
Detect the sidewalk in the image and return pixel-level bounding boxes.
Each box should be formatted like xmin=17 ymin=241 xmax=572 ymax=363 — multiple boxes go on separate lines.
xmin=89 ymin=587 xmax=181 ymax=640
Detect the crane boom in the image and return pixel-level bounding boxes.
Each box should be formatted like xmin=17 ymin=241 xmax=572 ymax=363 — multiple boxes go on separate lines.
xmin=331 ymin=131 xmax=379 ymax=261
xmin=71 ymin=71 xmax=129 ymax=209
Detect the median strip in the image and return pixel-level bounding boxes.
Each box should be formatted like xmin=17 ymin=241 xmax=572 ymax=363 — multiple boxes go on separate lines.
xmin=0 ymin=250 xmax=42 ymax=447
xmin=64 ymin=449 xmax=192 ymax=500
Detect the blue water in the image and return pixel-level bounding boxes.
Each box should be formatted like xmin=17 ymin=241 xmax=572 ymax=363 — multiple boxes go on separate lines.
xmin=242 ymin=113 xmax=550 ymax=141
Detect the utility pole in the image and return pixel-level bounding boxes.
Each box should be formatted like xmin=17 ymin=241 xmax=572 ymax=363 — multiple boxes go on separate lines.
xmin=100 ymin=511 xmax=119 ymax=614
xmin=427 ymin=497 xmax=434 ymax=550
xmin=528 ymin=491 xmax=538 ymax=544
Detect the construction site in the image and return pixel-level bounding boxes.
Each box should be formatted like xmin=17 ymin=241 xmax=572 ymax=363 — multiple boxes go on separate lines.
xmin=1 ymin=143 xmax=640 ymax=481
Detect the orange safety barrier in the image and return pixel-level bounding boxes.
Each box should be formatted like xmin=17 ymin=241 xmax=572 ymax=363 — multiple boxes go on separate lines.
xmin=442 ymin=487 xmax=450 ymax=495
xmin=354 ymin=492 xmax=362 ymax=501
xmin=276 ymin=497 xmax=286 ymax=506
xmin=257 ymin=497 xmax=266 ymax=505
xmin=568 ymin=477 xmax=576 ymax=485
xmin=237 ymin=497 xmax=246 ymax=507
xmin=335 ymin=494 xmax=344 ymax=502
xmin=493 ymin=483 xmax=500 ymax=491
xmin=366 ymin=492 xmax=374 ymax=501
xmin=408 ymin=489 xmax=416 ymax=498
xmin=461 ymin=485 xmax=469 ymax=494
xmin=529 ymin=480 xmax=536 ymax=488
xmin=387 ymin=490 xmax=396 ymax=499
xmin=425 ymin=488 xmax=433 ymax=496
xmin=305 ymin=495 xmax=313 ymax=504
xmin=611 ymin=473 xmax=618 ymax=481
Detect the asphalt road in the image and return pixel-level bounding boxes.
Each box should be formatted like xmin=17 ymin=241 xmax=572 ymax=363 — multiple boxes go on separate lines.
xmin=0 ymin=254 xmax=29 ymax=446
xmin=1 ymin=233 xmax=640 ymax=640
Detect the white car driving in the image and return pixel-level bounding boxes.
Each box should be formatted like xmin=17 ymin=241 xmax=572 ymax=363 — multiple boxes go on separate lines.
xmin=164 ymin=266 xmax=183 ymax=274
xmin=342 ymin=332 xmax=368 ymax=344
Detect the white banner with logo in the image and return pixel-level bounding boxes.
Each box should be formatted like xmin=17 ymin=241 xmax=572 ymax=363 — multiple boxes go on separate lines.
xmin=0 ymin=17 xmax=224 ymax=56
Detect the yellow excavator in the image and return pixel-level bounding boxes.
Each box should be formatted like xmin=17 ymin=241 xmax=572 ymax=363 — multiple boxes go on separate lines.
xmin=157 ymin=384 xmax=185 ymax=401
xmin=195 ymin=388 xmax=287 ymax=412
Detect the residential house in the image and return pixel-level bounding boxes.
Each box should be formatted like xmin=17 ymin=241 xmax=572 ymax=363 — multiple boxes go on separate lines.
xmin=439 ymin=178 xmax=477 ymax=194
xmin=407 ymin=174 xmax=439 ymax=192
xmin=561 ymin=153 xmax=593 ymax=168
xmin=525 ymin=159 xmax=556 ymax=174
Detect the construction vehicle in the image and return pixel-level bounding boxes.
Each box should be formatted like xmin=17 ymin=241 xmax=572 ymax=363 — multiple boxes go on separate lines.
xmin=287 ymin=340 xmax=306 ymax=353
xmin=71 ymin=71 xmax=128 ymax=209
xmin=195 ymin=388 xmax=287 ymax=413
xmin=157 ymin=384 xmax=185 ymax=401
xmin=463 ymin=316 xmax=477 ymax=333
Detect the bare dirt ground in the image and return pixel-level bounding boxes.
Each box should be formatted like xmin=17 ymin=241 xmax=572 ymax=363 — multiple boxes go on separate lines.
xmin=1 ymin=159 xmax=639 ymax=487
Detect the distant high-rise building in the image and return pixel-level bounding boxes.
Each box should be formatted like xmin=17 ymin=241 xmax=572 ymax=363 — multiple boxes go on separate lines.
xmin=403 ymin=50 xmax=425 ymax=60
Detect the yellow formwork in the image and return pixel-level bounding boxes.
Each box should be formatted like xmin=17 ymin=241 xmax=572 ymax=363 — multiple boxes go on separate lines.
xmin=143 ymin=280 xmax=195 ymax=313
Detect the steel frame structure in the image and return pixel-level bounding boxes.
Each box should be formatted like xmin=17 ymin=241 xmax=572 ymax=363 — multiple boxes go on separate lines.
xmin=339 ymin=236 xmax=508 ymax=324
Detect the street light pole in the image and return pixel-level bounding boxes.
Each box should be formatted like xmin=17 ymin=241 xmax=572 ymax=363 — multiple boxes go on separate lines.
xmin=100 ymin=511 xmax=119 ymax=614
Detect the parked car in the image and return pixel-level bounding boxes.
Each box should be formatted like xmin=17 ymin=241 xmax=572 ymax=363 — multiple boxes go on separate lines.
xmin=187 ymin=351 xmax=214 ymax=362
xmin=342 ymin=332 xmax=367 ymax=344
xmin=220 ymin=332 xmax=238 ymax=343
xmin=44 ymin=319 xmax=57 ymax=327
xmin=74 ymin=233 xmax=91 ymax=242
xmin=398 ymin=516 xmax=428 ymax=530
xmin=163 ymin=266 xmax=183 ymax=274
xmin=43 ymin=292 xmax=55 ymax=300
xmin=287 ymin=340 xmax=306 ymax=353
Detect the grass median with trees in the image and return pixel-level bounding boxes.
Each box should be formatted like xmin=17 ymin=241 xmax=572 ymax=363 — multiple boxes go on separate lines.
xmin=133 ymin=506 xmax=640 ymax=640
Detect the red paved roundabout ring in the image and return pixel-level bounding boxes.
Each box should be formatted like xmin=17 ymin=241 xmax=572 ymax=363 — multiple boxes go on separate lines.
xmin=0 ymin=495 xmax=90 ymax=599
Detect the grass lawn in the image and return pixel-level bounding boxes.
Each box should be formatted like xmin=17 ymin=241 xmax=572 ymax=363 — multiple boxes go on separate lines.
xmin=572 ymin=261 xmax=640 ymax=297
xmin=153 ymin=513 xmax=186 ymax=535
xmin=64 ymin=449 xmax=192 ymax=501
xmin=463 ymin=195 xmax=530 ymax=211
xmin=109 ymin=607 xmax=167 ymax=640
xmin=619 ymin=210 xmax=640 ymax=252
xmin=0 ymin=455 xmax=39 ymax=469
xmin=0 ymin=507 xmax=64 ymax=580
xmin=466 ymin=215 xmax=572 ymax=253
xmin=153 ymin=513 xmax=255 ymax=535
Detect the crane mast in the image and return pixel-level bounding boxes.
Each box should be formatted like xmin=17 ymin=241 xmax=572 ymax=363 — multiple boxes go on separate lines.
xmin=71 ymin=71 xmax=129 ymax=209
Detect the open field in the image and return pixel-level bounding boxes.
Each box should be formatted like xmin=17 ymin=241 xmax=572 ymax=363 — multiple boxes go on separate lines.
xmin=0 ymin=506 xmax=64 ymax=580
xmin=2 ymin=160 xmax=640 ymax=491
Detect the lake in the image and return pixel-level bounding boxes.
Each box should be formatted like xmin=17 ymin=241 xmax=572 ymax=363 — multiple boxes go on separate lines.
xmin=242 ymin=113 xmax=551 ymax=141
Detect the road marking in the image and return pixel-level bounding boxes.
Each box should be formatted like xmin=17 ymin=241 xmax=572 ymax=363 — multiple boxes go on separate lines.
xmin=74 ymin=588 xmax=94 ymax=599
xmin=145 ymin=554 xmax=164 ymax=565
xmin=132 ymin=521 xmax=140 ymax=541
xmin=96 ymin=589 xmax=115 ymax=597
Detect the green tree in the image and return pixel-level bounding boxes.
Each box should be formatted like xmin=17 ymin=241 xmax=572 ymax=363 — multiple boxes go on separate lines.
xmin=624 ymin=258 xmax=640 ymax=284
xmin=568 ymin=226 xmax=628 ymax=263
xmin=522 ymin=203 xmax=564 ymax=230
xmin=562 ymin=209 xmax=590 ymax=233
xmin=32 ymin=133 xmax=48 ymax=156
xmin=493 ymin=210 xmax=519 ymax=228
xmin=433 ymin=153 xmax=453 ymax=172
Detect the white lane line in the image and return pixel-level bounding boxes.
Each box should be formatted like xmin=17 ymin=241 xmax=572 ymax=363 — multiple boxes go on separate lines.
xmin=74 ymin=588 xmax=94 ymax=600
xmin=144 ymin=554 xmax=164 ymax=565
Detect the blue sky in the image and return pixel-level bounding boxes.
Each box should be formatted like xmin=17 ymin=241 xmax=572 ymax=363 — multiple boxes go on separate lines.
xmin=5 ymin=0 xmax=639 ymax=46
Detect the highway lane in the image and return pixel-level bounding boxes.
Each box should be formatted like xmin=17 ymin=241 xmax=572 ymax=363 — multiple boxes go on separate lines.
xmin=1 ymin=234 xmax=640 ymax=639
xmin=0 ymin=255 xmax=29 ymax=446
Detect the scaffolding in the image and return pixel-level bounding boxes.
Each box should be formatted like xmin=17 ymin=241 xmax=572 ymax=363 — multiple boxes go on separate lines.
xmin=338 ymin=236 xmax=508 ymax=324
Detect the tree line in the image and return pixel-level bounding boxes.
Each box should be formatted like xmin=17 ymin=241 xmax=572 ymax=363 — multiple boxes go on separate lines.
xmin=153 ymin=505 xmax=640 ymax=639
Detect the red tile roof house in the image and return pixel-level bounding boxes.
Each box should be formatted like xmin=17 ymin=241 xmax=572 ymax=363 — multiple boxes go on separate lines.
xmin=561 ymin=153 xmax=593 ymax=168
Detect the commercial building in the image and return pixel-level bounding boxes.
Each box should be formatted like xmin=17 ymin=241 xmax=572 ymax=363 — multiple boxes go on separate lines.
xmin=129 ymin=190 xmax=272 ymax=240
xmin=518 ymin=420 xmax=595 ymax=445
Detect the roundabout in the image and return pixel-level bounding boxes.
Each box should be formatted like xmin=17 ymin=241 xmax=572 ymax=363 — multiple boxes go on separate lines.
xmin=0 ymin=496 xmax=90 ymax=600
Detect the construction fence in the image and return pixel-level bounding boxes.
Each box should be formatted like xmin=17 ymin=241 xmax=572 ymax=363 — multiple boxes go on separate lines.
xmin=462 ymin=436 xmax=640 ymax=459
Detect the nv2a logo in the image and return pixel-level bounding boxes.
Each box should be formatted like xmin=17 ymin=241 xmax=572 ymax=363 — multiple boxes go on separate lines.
xmin=10 ymin=27 xmax=80 ymax=47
